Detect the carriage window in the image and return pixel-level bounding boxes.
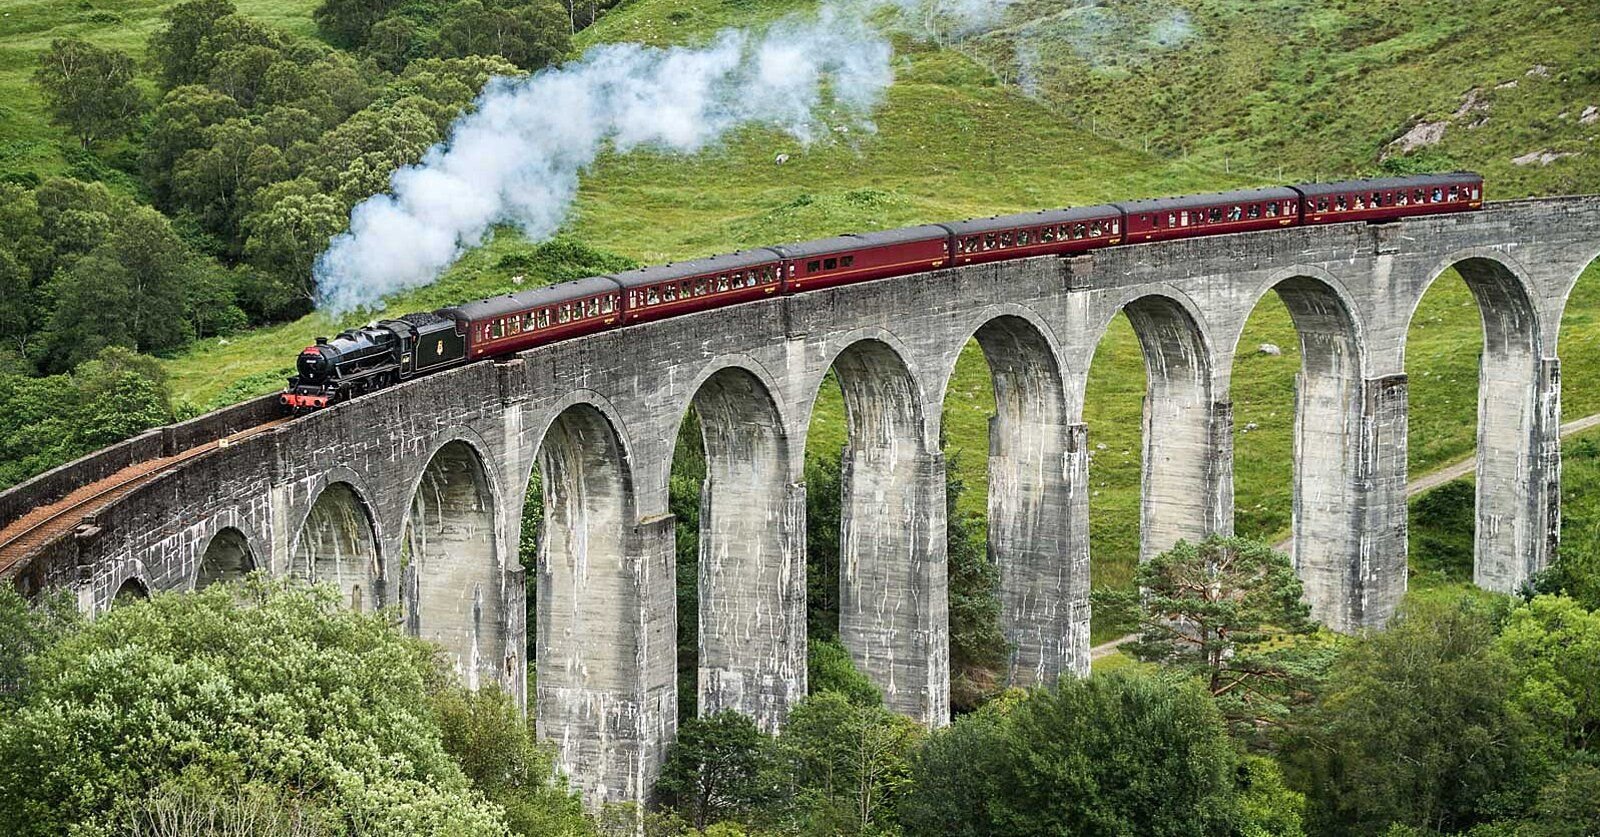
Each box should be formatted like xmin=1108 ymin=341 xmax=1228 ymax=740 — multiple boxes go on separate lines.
xmin=1000 ymin=232 xmax=1014 ymax=247
xmin=646 ymin=288 xmax=659 ymax=305
xmin=1248 ymin=204 xmax=1261 ymax=219
xmin=1090 ymin=221 xmax=1103 ymax=236
xmin=492 ymin=319 xmax=504 ymax=339
xmin=715 ymin=275 xmax=729 ymax=291
xmin=807 ymin=260 xmax=822 ymax=272
xmin=1165 ymin=213 xmax=1176 ymax=227
xmin=1112 ymin=220 xmax=1120 ymax=234
xmin=1040 ymin=226 xmax=1055 ymax=242
xmin=1354 ymin=195 xmax=1365 ymax=210
xmin=1431 ymin=188 xmax=1443 ymax=202
xmin=587 ymin=298 xmax=600 ymax=317
xmin=1396 ymin=191 xmax=1409 ymax=206
xmin=1317 ymin=198 xmax=1329 ymax=212
xmin=1471 ymin=187 xmax=1480 ymax=199
xmin=601 ymin=296 xmax=615 ymax=314
xmin=1335 ymin=196 xmax=1348 ymax=211
xmin=824 ymin=258 xmax=838 ymax=270
xmin=984 ymin=234 xmax=998 ymax=250
xmin=539 ymin=309 xmax=551 ymax=327
xmin=1265 ymin=202 xmax=1279 ymax=217
xmin=842 ymin=256 xmax=855 ymax=267
xmin=1179 ymin=211 xmax=1190 ymax=226
xmin=1208 ymin=208 xmax=1222 ymax=222
xmin=1448 ymin=185 xmax=1460 ymax=201
xmin=1072 ymin=224 xmax=1086 ymax=239
xmin=1017 ymin=231 xmax=1032 ymax=246
xmin=1228 ymin=206 xmax=1243 ymax=221
xmin=556 ymin=305 xmax=570 ymax=323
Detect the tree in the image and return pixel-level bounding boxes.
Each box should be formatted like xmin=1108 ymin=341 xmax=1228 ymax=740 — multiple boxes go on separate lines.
xmin=172 ymin=117 xmax=281 ymax=250
xmin=0 ymin=348 xmax=174 ymax=490
xmin=432 ymin=684 xmax=591 ymax=836
xmin=314 ymin=0 xmax=405 ymax=48
xmin=0 ymin=586 xmax=79 ymax=709
xmin=146 ymin=0 xmax=238 ymax=89
xmin=902 ymin=671 xmax=1262 ymax=836
xmin=779 ymin=690 xmax=922 ymax=835
xmin=1092 ymin=535 xmax=1321 ymax=738
xmin=806 ymin=638 xmax=881 ymax=707
xmin=656 ymin=711 xmax=780 ymax=830
xmin=0 ymin=578 xmax=509 ymax=835
xmin=33 ymin=39 xmax=144 ymax=149
xmin=1495 ymin=595 xmax=1600 ymax=766
xmin=45 ymin=207 xmax=200 ymax=368
xmin=434 ymin=0 xmax=570 ymax=71
xmin=0 ymin=251 xmax=34 ymax=362
xmin=1283 ymin=595 xmax=1530 ymax=835
xmin=142 ymin=85 xmax=245 ymax=209
xmin=243 ymin=181 xmax=348 ymax=302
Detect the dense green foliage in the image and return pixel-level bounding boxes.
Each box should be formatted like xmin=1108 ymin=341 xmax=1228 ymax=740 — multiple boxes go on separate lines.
xmin=656 ymin=711 xmax=780 ymax=829
xmin=901 ymin=672 xmax=1290 ymax=836
xmin=0 ymin=579 xmax=512 ymax=834
xmin=0 ymin=578 xmax=594 ymax=836
xmin=0 ymin=347 xmax=176 ymax=489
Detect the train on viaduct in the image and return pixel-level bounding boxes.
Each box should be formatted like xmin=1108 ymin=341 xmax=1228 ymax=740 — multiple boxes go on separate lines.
xmin=1 ymin=191 xmax=1598 ymax=806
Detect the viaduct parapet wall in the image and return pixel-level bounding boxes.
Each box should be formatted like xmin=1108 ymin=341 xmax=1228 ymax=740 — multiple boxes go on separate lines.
xmin=10 ymin=197 xmax=1600 ymax=805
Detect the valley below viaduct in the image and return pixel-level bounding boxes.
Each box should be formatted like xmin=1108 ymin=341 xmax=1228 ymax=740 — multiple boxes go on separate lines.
xmin=4 ymin=196 xmax=1600 ymax=805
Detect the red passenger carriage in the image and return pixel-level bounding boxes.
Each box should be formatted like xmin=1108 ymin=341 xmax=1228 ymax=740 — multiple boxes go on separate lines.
xmin=442 ymin=275 xmax=622 ymax=360
xmin=614 ymin=250 xmax=783 ymax=325
xmin=945 ymin=206 xmax=1124 ymax=266
xmin=1297 ymin=173 xmax=1482 ymax=225
xmin=1117 ymin=187 xmax=1302 ymax=243
xmin=773 ymin=227 xmax=949 ymax=292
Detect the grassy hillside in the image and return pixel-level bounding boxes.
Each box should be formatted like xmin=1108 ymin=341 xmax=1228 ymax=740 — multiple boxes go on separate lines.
xmin=5 ymin=0 xmax=1599 ymax=641
xmin=968 ymin=0 xmax=1600 ymax=197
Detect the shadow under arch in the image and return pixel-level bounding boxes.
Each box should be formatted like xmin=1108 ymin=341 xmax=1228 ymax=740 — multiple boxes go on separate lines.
xmin=954 ymin=313 xmax=1087 ymax=688
xmin=402 ymin=439 xmax=504 ymax=690
xmin=113 ymin=576 xmax=149 ymax=604
xmin=196 ymin=527 xmax=255 ymax=590
xmin=810 ymin=337 xmax=948 ymax=726
xmin=677 ymin=366 xmax=802 ymax=731
xmin=1235 ymin=273 xmax=1368 ymax=629
xmin=1405 ymin=254 xmax=1546 ymax=593
xmin=290 ymin=482 xmax=381 ymax=612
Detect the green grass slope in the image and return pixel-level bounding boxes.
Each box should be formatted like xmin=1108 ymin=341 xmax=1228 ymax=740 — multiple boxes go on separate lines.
xmin=0 ymin=0 xmax=320 ymax=181
xmin=968 ymin=0 xmax=1600 ymax=197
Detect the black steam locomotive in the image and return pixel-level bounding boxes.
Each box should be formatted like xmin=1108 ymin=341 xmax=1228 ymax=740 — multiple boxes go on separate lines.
xmin=283 ymin=313 xmax=466 ymax=411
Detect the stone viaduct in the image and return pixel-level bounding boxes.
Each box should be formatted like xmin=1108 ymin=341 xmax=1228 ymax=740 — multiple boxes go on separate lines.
xmin=5 ymin=197 xmax=1600 ymax=805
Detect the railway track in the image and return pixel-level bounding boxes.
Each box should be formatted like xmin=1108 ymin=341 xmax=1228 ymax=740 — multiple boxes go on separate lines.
xmin=0 ymin=417 xmax=291 ymax=577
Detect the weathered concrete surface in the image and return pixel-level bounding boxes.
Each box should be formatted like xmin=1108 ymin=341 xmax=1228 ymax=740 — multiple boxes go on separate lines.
xmin=12 ymin=196 xmax=1600 ymax=805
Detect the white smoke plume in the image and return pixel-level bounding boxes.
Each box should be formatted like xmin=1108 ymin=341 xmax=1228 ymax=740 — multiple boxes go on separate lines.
xmin=324 ymin=4 xmax=963 ymax=312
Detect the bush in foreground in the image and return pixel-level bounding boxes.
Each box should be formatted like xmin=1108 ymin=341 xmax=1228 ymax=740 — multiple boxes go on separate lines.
xmin=0 ymin=577 xmax=512 ymax=836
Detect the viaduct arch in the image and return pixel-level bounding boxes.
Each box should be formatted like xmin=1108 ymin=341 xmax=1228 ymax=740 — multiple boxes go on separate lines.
xmin=5 ymin=196 xmax=1600 ymax=806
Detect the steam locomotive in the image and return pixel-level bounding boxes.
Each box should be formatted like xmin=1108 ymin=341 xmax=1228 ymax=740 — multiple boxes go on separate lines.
xmin=283 ymin=173 xmax=1484 ymax=413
